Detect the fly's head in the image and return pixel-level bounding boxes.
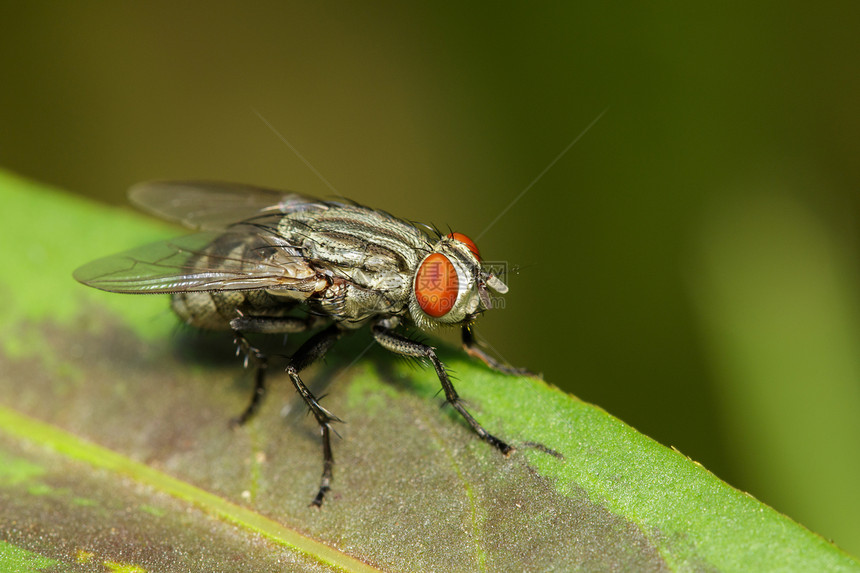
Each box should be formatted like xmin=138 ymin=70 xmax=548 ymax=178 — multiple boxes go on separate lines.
xmin=409 ymin=232 xmax=509 ymax=330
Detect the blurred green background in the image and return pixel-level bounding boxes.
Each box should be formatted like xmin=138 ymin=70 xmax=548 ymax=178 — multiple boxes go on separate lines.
xmin=2 ymin=2 xmax=859 ymax=557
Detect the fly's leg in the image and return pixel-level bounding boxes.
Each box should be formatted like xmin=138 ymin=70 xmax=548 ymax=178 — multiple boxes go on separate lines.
xmin=229 ymin=314 xmax=325 ymax=426
xmin=232 ymin=317 xmax=344 ymax=506
xmin=231 ymin=331 xmax=268 ymax=427
xmin=462 ymin=324 xmax=534 ymax=377
xmin=282 ymin=324 xmax=346 ymax=507
xmin=230 ymin=313 xmax=326 ymax=335
xmin=461 ymin=325 xmax=561 ymax=458
xmin=371 ymin=323 xmax=513 ymax=455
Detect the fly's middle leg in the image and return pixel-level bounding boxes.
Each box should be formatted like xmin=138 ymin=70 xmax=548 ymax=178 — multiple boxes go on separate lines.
xmin=229 ymin=314 xmax=324 ymax=426
xmin=371 ymin=323 xmax=513 ymax=456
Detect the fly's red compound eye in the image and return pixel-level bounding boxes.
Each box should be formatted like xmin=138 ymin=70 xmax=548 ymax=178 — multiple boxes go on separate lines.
xmin=415 ymin=253 xmax=459 ymax=317
xmin=447 ymin=232 xmax=481 ymax=260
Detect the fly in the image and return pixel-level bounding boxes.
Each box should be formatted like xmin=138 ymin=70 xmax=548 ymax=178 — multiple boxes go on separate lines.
xmin=74 ymin=181 xmax=529 ymax=506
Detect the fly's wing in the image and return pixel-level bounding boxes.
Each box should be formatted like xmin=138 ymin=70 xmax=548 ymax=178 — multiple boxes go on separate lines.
xmin=129 ymin=180 xmax=326 ymax=231
xmin=73 ymin=220 xmax=322 ymax=294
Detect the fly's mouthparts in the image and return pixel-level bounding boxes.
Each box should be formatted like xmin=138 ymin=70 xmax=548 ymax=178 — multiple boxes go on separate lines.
xmin=484 ymin=273 xmax=509 ymax=294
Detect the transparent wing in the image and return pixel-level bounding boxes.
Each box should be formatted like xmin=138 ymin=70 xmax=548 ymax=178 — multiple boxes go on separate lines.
xmin=73 ymin=222 xmax=321 ymax=294
xmin=128 ymin=180 xmax=326 ymax=231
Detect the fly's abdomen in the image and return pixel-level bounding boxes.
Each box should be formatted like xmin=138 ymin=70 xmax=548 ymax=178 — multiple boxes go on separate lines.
xmin=169 ymin=222 xmax=326 ymax=330
xmin=171 ymin=289 xmax=299 ymax=331
xmin=172 ymin=290 xmax=242 ymax=330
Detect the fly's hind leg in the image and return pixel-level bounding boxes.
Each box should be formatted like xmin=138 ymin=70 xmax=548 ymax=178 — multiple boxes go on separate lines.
xmin=230 ymin=331 xmax=269 ymax=427
xmin=281 ymin=324 xmax=345 ymax=507
xmin=232 ymin=315 xmax=345 ymax=506
xmin=372 ymin=322 xmax=513 ymax=455
xmin=230 ymin=313 xmax=324 ymax=426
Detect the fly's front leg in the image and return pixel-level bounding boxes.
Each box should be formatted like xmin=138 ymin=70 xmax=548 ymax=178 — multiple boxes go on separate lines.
xmin=461 ymin=325 xmax=562 ymax=459
xmin=283 ymin=323 xmax=346 ymax=507
xmin=372 ymin=323 xmax=513 ymax=455
xmin=230 ymin=313 xmax=325 ymax=426
xmin=462 ymin=324 xmax=534 ymax=377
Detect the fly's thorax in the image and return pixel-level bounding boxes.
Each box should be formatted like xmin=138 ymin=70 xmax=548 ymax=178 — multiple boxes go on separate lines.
xmin=277 ymin=204 xmax=426 ymax=274
xmin=275 ymin=203 xmax=431 ymax=323
xmin=409 ymin=233 xmax=508 ymax=329
xmin=311 ymin=275 xmax=411 ymax=327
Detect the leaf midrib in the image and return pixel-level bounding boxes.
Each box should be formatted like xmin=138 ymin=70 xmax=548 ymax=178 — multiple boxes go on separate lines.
xmin=0 ymin=405 xmax=381 ymax=573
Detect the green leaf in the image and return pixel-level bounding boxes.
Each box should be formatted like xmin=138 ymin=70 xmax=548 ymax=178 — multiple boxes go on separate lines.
xmin=0 ymin=169 xmax=857 ymax=572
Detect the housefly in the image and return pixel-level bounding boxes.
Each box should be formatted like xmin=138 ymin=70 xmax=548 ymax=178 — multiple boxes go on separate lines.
xmin=74 ymin=181 xmax=528 ymax=506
